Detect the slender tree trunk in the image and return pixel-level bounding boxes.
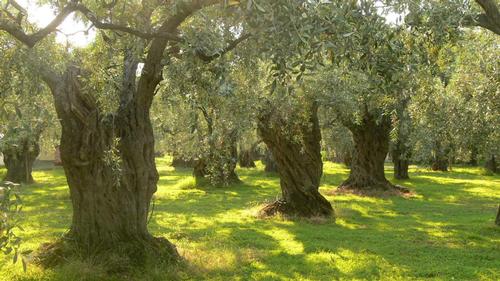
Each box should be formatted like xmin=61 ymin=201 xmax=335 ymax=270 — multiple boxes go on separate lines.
xmin=54 ymin=145 xmax=63 ymax=166
xmin=339 ymin=114 xmax=408 ymax=194
xmin=193 ymin=158 xmax=207 ymax=181
xmin=258 ymin=102 xmax=333 ymax=218
xmin=392 ymin=142 xmax=410 ymax=180
xmin=227 ymin=136 xmax=240 ymax=181
xmin=391 ymin=97 xmax=411 ymax=180
xmin=495 ymin=205 xmax=500 ymax=226
xmin=393 ymin=155 xmax=410 ymax=180
xmin=468 ymin=147 xmax=478 ymax=166
xmin=2 ymin=138 xmax=40 ymax=184
xmin=485 ymin=155 xmax=498 ymax=174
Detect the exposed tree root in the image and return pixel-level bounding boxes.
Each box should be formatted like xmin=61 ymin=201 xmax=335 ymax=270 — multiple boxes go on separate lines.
xmin=34 ymin=235 xmax=179 ymax=274
xmin=331 ymin=181 xmax=413 ymax=198
xmin=259 ymin=199 xmax=333 ymax=219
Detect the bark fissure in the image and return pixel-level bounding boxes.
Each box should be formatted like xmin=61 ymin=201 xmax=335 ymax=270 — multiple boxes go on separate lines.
xmin=339 ymin=113 xmax=409 ymax=195
xmin=258 ymin=103 xmax=333 ymax=218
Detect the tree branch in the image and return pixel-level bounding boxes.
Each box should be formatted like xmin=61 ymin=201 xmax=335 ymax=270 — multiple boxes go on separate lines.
xmin=196 ymin=33 xmax=250 ymax=62
xmin=74 ymin=4 xmax=181 ymax=41
xmin=137 ymin=0 xmax=228 ymax=106
xmin=0 ymin=0 xmax=183 ymax=48
xmin=474 ymin=0 xmax=500 ymax=35
xmin=0 ymin=1 xmax=80 ymax=48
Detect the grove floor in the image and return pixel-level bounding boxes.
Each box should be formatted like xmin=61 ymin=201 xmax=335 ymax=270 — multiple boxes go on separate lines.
xmin=0 ymin=159 xmax=499 ymax=281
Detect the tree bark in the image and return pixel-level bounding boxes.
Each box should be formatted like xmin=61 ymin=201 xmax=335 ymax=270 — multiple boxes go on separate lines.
xmin=339 ymin=113 xmax=408 ymax=194
xmin=431 ymin=145 xmax=449 ymax=172
xmin=391 ymin=97 xmax=411 ymax=180
xmin=35 ymin=65 xmax=178 ymax=266
xmin=263 ymin=149 xmax=278 ymax=173
xmin=239 ymin=149 xmax=257 ymax=168
xmin=2 ymin=138 xmax=40 ymax=184
xmin=258 ymin=102 xmax=333 ymax=218
xmin=485 ymin=155 xmax=498 ymax=174
xmin=393 ymin=154 xmax=410 ymax=180
xmin=496 ymin=205 xmax=500 ymax=226
xmin=392 ymin=140 xmax=410 ymax=180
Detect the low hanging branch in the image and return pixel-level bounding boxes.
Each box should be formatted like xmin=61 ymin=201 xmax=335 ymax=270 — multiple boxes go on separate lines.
xmin=474 ymin=0 xmax=500 ymax=35
xmin=0 ymin=0 xmax=184 ymax=48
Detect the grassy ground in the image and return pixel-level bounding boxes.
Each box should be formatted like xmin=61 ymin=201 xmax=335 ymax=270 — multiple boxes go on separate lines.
xmin=0 ymin=158 xmax=499 ymax=281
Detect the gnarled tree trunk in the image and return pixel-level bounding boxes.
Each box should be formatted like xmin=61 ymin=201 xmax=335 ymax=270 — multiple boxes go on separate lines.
xmin=39 ymin=56 xmax=178 ymax=266
xmin=258 ymin=102 xmax=333 ymax=218
xmin=339 ymin=114 xmax=407 ymax=194
xmin=2 ymin=138 xmax=40 ymax=184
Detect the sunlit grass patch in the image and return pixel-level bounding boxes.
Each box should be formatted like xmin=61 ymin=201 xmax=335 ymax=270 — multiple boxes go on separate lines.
xmin=1 ymin=159 xmax=499 ymax=281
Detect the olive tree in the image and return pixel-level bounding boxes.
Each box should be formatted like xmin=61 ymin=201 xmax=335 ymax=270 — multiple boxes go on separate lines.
xmin=1 ymin=0 xmax=249 ymax=265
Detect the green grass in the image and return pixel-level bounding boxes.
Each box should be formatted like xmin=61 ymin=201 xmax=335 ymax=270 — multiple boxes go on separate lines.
xmin=1 ymin=159 xmax=499 ymax=281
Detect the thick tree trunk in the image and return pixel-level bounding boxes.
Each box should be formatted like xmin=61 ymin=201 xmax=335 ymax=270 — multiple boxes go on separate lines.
xmin=38 ymin=64 xmax=177 ymax=267
xmin=263 ymin=149 xmax=278 ymax=173
xmin=258 ymin=103 xmax=333 ymax=218
xmin=2 ymin=139 xmax=40 ymax=184
xmin=339 ymin=114 xmax=408 ymax=194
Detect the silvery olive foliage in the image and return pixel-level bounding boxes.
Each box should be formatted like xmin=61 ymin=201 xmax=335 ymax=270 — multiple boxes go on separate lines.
xmin=0 ymin=182 xmax=27 ymax=271
xmin=0 ymin=35 xmax=58 ymax=169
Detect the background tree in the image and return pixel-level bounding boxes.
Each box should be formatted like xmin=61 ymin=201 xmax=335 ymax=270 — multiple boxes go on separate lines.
xmin=0 ymin=36 xmax=55 ymax=184
xmin=317 ymin=3 xmax=416 ymax=194
xmin=447 ymin=31 xmax=499 ymax=172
